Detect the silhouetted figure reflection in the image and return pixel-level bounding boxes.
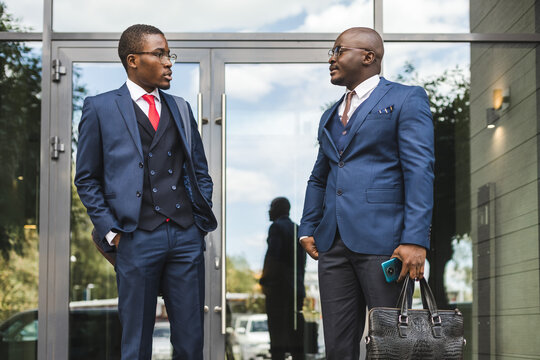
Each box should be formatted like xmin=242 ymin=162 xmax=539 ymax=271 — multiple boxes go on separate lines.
xmin=260 ymin=197 xmax=306 ymax=360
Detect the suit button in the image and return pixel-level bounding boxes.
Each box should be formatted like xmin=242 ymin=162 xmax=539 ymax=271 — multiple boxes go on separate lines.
xmin=150 ymin=170 xmax=156 ymax=176
xmin=139 ymin=162 xmax=143 ymax=168
xmin=171 ymin=185 xmax=177 ymax=190
xmin=338 ymin=161 xmax=344 ymax=168
xmin=152 ymin=188 xmax=158 ymax=193
xmin=176 ymin=203 xmax=181 ymax=209
xmin=167 ymin=151 xmax=172 ymax=156
xmin=337 ymin=189 xmax=343 ymax=196
xmin=342 ymin=130 xmax=347 ymax=135
xmin=155 ymin=205 xmax=160 ymax=211
xmin=168 ymin=169 xmax=173 ymax=175
xmin=148 ymin=152 xmax=153 ymax=158
xmin=136 ymin=191 xmax=141 ymax=197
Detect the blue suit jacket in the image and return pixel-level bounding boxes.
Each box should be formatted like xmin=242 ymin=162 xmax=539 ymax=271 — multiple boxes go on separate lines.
xmin=75 ymin=84 xmax=217 ymax=243
xmin=299 ymin=77 xmax=434 ymax=255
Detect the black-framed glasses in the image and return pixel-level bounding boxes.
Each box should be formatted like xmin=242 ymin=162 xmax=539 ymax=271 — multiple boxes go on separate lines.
xmin=328 ymin=46 xmax=373 ymax=58
xmin=132 ymin=51 xmax=177 ymax=65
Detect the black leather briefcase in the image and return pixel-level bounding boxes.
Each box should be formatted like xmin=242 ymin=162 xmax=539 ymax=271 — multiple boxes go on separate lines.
xmin=366 ymin=276 xmax=466 ymax=359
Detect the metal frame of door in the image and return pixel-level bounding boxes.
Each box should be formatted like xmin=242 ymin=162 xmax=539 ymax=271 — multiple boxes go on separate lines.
xmin=40 ymin=40 xmax=332 ymax=360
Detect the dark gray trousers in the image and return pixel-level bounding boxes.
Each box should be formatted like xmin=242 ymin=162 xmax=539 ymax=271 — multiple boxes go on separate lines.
xmin=318 ymin=236 xmax=412 ymax=360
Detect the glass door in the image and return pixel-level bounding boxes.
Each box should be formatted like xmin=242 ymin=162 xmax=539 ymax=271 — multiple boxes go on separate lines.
xmin=211 ymin=49 xmax=342 ymax=360
xmin=48 ymin=43 xmax=211 ymax=360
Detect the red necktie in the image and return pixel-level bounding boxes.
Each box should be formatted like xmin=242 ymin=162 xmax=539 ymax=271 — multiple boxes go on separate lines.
xmin=341 ymin=90 xmax=356 ymax=126
xmin=142 ymin=94 xmax=160 ymax=131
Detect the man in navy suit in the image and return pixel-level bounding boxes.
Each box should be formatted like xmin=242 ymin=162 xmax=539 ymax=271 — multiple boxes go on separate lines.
xmin=299 ymin=27 xmax=434 ymax=359
xmin=75 ymin=24 xmax=217 ymax=360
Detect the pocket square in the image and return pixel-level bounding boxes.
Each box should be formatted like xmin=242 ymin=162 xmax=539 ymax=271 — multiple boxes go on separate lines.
xmin=377 ymin=105 xmax=394 ymax=114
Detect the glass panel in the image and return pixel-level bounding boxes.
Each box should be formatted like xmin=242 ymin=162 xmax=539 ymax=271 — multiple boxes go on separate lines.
xmin=471 ymin=0 xmax=537 ymax=33
xmin=70 ymin=62 xmax=199 ymax=359
xmin=0 ymin=42 xmax=41 ymax=360
xmin=225 ymin=63 xmax=342 ymax=359
xmin=53 ymin=0 xmax=372 ymax=32
xmin=383 ymin=0 xmax=469 ymax=33
xmin=1 ymin=0 xmax=43 ymax=32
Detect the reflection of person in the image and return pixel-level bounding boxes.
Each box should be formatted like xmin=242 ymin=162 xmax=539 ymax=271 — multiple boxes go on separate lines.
xmin=299 ymin=27 xmax=434 ymax=359
xmin=260 ymin=197 xmax=306 ymax=360
xmin=75 ymin=24 xmax=217 ymax=359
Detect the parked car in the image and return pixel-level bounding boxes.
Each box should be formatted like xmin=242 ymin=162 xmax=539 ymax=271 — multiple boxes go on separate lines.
xmin=230 ymin=314 xmax=270 ymax=360
xmin=0 ymin=308 xmax=122 ymax=360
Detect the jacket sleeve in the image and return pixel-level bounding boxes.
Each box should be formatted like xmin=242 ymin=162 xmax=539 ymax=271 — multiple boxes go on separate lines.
xmin=74 ymin=97 xmax=120 ymax=240
xmin=397 ymin=86 xmax=435 ymax=249
xmin=186 ymin=102 xmax=213 ymax=208
xmin=299 ymin=131 xmax=331 ymax=238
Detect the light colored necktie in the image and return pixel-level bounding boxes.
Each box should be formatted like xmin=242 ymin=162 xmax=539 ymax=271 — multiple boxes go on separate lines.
xmin=341 ymin=90 xmax=356 ymax=126
xmin=142 ymin=94 xmax=160 ymax=131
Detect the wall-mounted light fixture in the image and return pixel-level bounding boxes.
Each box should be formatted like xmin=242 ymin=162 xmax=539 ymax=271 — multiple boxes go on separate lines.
xmin=486 ymin=88 xmax=510 ymax=129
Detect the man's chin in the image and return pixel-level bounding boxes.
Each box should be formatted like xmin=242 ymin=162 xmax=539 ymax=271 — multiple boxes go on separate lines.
xmin=158 ymin=81 xmax=171 ymax=90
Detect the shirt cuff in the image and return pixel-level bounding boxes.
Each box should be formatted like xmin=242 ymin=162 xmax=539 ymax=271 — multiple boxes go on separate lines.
xmin=299 ymin=236 xmax=309 ymax=243
xmin=105 ymin=230 xmax=117 ymax=246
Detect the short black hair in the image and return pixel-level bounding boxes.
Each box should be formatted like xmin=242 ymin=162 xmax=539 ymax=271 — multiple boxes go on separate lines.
xmin=118 ymin=24 xmax=164 ymax=70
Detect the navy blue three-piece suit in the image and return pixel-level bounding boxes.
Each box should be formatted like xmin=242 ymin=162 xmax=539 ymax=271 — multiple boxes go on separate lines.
xmin=75 ymin=83 xmax=217 ymax=360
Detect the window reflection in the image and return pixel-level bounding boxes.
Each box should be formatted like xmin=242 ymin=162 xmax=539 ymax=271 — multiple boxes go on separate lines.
xmin=53 ymin=0 xmax=372 ymax=32
xmin=1 ymin=0 xmax=43 ymax=32
xmin=0 ymin=38 xmax=41 ymax=359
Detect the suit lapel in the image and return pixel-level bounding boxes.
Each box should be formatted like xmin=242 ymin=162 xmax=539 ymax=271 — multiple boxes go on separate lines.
xmin=341 ymin=78 xmax=392 ymax=152
xmin=321 ymin=96 xmax=343 ymax=158
xmin=161 ymin=91 xmax=191 ymax=158
xmin=115 ymin=84 xmax=143 ymax=158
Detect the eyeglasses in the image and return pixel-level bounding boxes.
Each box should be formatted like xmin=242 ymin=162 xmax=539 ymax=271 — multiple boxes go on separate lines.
xmin=132 ymin=51 xmax=177 ymax=65
xmin=328 ymin=46 xmax=373 ymax=58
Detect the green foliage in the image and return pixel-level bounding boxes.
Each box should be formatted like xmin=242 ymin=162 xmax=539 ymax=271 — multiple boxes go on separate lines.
xmin=0 ymin=2 xmax=41 ymax=261
xmin=226 ymin=255 xmax=265 ymax=314
xmin=0 ymin=1 xmax=40 ymax=321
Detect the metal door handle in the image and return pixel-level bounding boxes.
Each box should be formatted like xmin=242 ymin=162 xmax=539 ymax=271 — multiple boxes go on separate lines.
xmin=219 ymin=93 xmax=227 ymax=334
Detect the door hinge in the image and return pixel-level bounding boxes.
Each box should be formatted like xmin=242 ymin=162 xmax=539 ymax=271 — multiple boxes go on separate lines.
xmin=50 ymin=136 xmax=65 ymax=160
xmin=52 ymin=59 xmax=66 ymax=82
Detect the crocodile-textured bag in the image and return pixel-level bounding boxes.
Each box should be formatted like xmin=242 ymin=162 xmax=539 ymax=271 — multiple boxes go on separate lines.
xmin=366 ymin=276 xmax=466 ymax=359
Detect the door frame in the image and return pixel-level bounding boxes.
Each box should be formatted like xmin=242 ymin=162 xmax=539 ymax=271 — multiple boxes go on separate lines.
xmin=40 ymin=41 xmax=332 ymax=360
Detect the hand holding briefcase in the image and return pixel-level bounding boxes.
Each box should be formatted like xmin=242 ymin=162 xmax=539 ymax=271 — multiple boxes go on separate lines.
xmin=366 ymin=276 xmax=466 ymax=359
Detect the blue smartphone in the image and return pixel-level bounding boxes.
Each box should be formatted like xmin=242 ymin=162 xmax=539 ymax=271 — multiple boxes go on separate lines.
xmin=381 ymin=258 xmax=402 ymax=283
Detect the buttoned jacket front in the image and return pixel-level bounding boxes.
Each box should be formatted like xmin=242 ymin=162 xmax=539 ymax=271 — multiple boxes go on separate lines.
xmin=75 ymin=83 xmax=217 ymax=242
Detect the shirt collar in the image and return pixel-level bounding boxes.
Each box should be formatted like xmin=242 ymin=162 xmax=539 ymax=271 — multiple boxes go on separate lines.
xmin=126 ymin=78 xmax=161 ymax=103
xmin=348 ymin=74 xmax=380 ymax=99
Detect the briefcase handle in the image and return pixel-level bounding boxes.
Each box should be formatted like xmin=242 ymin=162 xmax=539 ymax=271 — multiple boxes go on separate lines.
xmin=395 ymin=276 xmax=443 ymax=338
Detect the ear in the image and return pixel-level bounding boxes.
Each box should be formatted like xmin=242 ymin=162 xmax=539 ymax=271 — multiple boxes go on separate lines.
xmin=127 ymin=54 xmax=138 ymax=70
xmin=363 ymin=51 xmax=376 ymax=65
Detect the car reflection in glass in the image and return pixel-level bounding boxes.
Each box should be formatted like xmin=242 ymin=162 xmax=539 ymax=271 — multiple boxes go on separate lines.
xmin=229 ymin=314 xmax=270 ymax=360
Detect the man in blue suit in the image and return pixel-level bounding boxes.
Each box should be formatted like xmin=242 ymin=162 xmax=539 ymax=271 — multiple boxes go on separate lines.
xmin=75 ymin=24 xmax=217 ymax=360
xmin=299 ymin=27 xmax=434 ymax=359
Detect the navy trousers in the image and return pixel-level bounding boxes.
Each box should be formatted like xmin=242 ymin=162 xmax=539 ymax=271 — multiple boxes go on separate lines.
xmin=116 ymin=222 xmax=205 ymax=360
xmin=318 ymin=236 xmax=412 ymax=360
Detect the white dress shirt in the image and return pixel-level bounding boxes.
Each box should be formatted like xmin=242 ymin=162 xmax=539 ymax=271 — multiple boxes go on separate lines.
xmin=105 ymin=79 xmax=162 ymax=245
xmin=338 ymin=74 xmax=380 ymax=125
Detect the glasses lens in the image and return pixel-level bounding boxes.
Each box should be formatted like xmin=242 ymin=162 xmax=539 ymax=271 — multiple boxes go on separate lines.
xmin=170 ymin=54 xmax=177 ymax=64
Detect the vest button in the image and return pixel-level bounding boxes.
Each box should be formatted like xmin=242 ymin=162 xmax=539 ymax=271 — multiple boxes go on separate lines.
xmin=155 ymin=205 xmax=160 ymax=211
xmin=148 ymin=152 xmax=153 ymax=158
xmin=338 ymin=161 xmax=344 ymax=168
xmin=168 ymin=169 xmax=173 ymax=175
xmin=339 ymin=151 xmax=343 ymax=156
xmin=167 ymin=151 xmax=172 ymax=156
xmin=337 ymin=189 xmax=343 ymax=196
xmin=176 ymin=203 xmax=181 ymax=209
xmin=152 ymin=188 xmax=158 ymax=193
xmin=171 ymin=185 xmax=177 ymax=190
xmin=150 ymin=170 xmax=156 ymax=176
xmin=139 ymin=162 xmax=143 ymax=168
xmin=136 ymin=191 xmax=141 ymax=197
